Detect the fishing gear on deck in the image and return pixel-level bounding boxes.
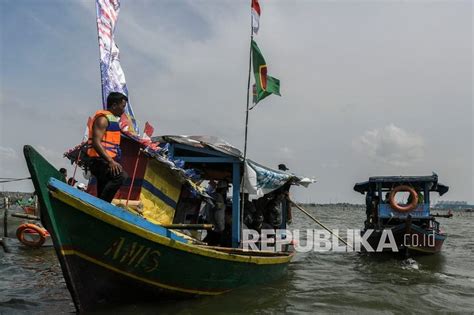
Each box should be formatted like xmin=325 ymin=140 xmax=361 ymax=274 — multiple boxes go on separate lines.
xmin=126 ymin=149 xmax=142 ymax=207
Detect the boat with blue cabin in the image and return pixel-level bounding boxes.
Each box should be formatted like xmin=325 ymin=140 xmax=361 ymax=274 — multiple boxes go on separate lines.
xmin=353 ymin=175 xmax=449 ymax=255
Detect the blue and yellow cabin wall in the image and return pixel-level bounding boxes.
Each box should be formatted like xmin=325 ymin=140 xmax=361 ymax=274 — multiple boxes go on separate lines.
xmin=86 ymin=138 xmax=270 ymax=248
xmin=87 ymin=137 xmax=184 ymax=225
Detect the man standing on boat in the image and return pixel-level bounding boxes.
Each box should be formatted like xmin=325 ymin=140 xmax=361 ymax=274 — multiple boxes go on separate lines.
xmin=203 ymin=180 xmax=229 ymax=246
xmin=87 ymin=92 xmax=128 ymax=202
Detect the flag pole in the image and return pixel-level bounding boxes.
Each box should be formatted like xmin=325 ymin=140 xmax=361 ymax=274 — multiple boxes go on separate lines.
xmin=243 ymin=41 xmax=252 ymax=161
xmin=240 ymin=0 xmax=254 ymax=246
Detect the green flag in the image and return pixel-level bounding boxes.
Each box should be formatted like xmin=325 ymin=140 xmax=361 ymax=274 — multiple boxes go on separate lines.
xmin=251 ymin=40 xmax=281 ymax=104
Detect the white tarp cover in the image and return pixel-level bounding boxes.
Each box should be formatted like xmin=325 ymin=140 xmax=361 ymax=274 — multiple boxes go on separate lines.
xmin=243 ymin=160 xmax=315 ymax=197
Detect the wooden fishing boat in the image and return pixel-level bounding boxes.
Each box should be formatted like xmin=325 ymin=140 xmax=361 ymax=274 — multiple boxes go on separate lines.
xmin=353 ymin=175 xmax=449 ymax=255
xmin=24 ymin=142 xmax=311 ymax=311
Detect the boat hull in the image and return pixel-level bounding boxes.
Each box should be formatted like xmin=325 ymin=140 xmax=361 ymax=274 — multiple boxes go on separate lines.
xmin=363 ymin=224 xmax=445 ymax=255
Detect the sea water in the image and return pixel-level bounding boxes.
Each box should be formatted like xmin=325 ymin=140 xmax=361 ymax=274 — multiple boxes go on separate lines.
xmin=1 ymin=205 xmax=473 ymax=314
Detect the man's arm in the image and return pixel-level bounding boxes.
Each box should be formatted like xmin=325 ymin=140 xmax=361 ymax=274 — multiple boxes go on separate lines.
xmin=92 ymin=116 xmax=122 ymax=175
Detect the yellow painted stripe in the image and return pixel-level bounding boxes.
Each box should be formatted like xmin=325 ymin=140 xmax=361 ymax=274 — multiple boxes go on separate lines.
xmin=51 ymin=190 xmax=292 ymax=265
xmin=60 ymin=249 xmax=226 ymax=295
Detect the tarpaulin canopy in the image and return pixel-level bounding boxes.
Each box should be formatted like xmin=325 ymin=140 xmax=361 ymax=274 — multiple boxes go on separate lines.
xmin=154 ymin=135 xmax=242 ymax=157
xmin=66 ymin=134 xmax=315 ymax=199
xmin=155 ymin=135 xmax=315 ymax=196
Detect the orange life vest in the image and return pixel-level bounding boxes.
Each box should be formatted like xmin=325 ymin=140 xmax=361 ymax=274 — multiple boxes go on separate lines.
xmin=87 ymin=110 xmax=121 ymax=159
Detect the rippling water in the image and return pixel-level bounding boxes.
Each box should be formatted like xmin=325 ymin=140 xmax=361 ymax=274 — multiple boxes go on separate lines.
xmin=1 ymin=206 xmax=473 ymax=314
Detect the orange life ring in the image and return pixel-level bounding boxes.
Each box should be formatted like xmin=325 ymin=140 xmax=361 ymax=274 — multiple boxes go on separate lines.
xmin=16 ymin=223 xmax=47 ymax=247
xmin=389 ymin=185 xmax=418 ymax=212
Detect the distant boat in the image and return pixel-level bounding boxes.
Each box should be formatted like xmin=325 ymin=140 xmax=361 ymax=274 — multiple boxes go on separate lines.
xmin=353 ymin=175 xmax=449 ymax=255
xmin=24 ymin=142 xmax=307 ymax=312
xmin=433 ymin=200 xmax=474 ymax=210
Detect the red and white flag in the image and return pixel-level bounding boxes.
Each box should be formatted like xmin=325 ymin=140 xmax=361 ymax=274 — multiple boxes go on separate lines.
xmin=251 ymin=0 xmax=261 ymax=35
xmin=144 ymin=121 xmax=154 ymax=138
xmin=141 ymin=121 xmax=155 ymax=141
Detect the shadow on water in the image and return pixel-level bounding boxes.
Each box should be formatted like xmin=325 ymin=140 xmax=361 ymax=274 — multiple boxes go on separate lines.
xmin=98 ymin=277 xmax=294 ymax=315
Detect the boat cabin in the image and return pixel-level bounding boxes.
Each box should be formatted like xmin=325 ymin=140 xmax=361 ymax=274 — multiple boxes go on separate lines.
xmin=353 ymin=175 xmax=449 ymax=229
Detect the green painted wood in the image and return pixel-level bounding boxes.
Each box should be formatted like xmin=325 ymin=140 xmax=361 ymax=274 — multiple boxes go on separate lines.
xmin=50 ymin=193 xmax=288 ymax=290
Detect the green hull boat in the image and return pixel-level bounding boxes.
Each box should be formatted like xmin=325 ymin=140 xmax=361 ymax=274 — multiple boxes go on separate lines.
xmin=23 ymin=145 xmax=293 ymax=312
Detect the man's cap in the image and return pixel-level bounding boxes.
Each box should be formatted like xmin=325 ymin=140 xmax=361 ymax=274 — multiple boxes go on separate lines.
xmin=278 ymin=164 xmax=289 ymax=171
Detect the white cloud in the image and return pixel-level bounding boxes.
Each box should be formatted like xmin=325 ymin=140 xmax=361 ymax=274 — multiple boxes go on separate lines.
xmin=352 ymin=124 xmax=424 ymax=167
xmin=0 ymin=146 xmax=18 ymax=160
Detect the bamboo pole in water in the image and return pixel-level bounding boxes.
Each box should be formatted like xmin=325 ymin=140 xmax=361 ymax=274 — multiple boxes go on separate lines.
xmin=0 ymin=238 xmax=9 ymax=253
xmin=160 ymin=224 xmax=215 ymax=230
xmin=289 ymin=199 xmax=352 ymax=248
xmin=3 ymin=197 xmax=8 ymax=238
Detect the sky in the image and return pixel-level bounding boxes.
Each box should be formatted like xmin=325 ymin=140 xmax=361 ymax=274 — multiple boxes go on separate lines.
xmin=0 ymin=0 xmax=472 ymax=204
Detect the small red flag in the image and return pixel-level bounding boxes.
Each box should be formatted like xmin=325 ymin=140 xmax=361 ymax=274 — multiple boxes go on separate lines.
xmin=251 ymin=0 xmax=261 ymax=34
xmin=144 ymin=121 xmax=154 ymax=137
xmin=252 ymin=0 xmax=261 ymax=16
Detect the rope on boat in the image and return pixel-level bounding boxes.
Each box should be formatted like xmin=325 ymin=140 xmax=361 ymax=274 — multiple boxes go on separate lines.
xmin=126 ymin=149 xmax=142 ymax=207
xmin=70 ymin=144 xmax=82 ymax=185
xmin=0 ymin=177 xmax=31 ymax=183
